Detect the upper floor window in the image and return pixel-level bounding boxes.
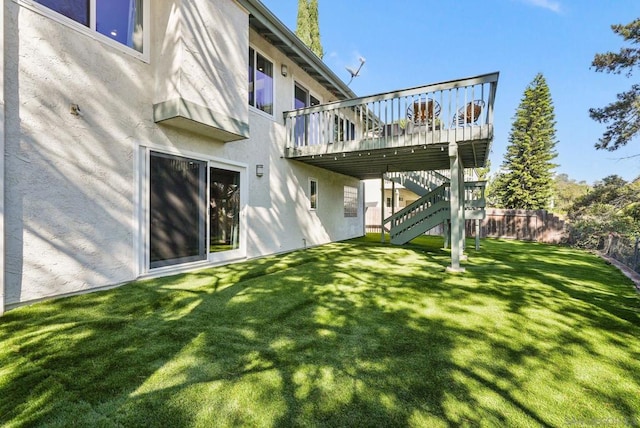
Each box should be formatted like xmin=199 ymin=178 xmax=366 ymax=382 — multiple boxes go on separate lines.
xmin=294 ymin=83 xmax=320 ymax=146
xmin=33 ymin=0 xmax=144 ymax=53
xmin=249 ymin=47 xmax=273 ymax=115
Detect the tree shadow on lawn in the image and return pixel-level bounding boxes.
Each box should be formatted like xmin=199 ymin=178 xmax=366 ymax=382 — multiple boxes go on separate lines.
xmin=462 ymin=239 xmax=640 ymax=424
xmin=1 ymin=238 xmax=638 ymax=426
xmin=1 ymin=243 xmax=470 ymax=426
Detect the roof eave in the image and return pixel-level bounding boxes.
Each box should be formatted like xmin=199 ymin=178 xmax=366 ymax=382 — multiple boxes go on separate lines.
xmin=239 ymin=0 xmax=356 ymax=101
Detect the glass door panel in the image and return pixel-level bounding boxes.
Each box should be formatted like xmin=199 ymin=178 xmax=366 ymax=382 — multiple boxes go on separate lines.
xmin=209 ymin=168 xmax=241 ymax=253
xmin=149 ymin=152 xmax=206 ymax=268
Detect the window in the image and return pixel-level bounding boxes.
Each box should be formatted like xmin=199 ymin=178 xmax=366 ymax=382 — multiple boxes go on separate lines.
xmin=294 ymin=83 xmax=320 ymax=146
xmin=344 ymin=186 xmax=358 ymax=217
xmin=309 ymin=178 xmax=318 ymax=210
xmin=249 ymin=47 xmax=273 ymax=115
xmin=386 ymin=197 xmax=392 ymax=207
xmin=33 ymin=0 xmax=145 ymax=53
xmin=147 ymin=151 xmax=244 ymax=269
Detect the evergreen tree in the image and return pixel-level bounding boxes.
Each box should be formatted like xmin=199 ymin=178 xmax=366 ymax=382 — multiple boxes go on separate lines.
xmin=492 ymin=73 xmax=558 ymax=209
xmin=296 ymin=0 xmax=323 ymax=58
xmin=308 ymin=0 xmax=324 ymax=59
xmin=589 ymin=18 xmax=640 ymax=151
xmin=296 ymin=0 xmax=311 ymax=48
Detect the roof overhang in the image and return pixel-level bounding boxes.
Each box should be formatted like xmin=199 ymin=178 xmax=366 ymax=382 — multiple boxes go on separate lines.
xmin=239 ymin=0 xmax=356 ymax=101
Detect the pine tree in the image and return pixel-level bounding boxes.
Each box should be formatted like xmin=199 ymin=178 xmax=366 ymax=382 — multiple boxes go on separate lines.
xmin=492 ymin=73 xmax=558 ymax=210
xmin=589 ymin=18 xmax=640 ymax=151
xmin=296 ymin=0 xmax=323 ymax=59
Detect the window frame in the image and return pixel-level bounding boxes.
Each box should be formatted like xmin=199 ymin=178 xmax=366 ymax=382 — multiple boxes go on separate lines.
xmin=248 ymin=46 xmax=275 ymax=117
xmin=293 ymin=82 xmax=321 ymax=146
xmin=16 ymin=0 xmax=150 ymax=62
xmin=343 ymin=185 xmax=359 ymax=218
xmin=137 ymin=145 xmax=247 ymax=276
xmin=309 ymin=177 xmax=318 ymax=211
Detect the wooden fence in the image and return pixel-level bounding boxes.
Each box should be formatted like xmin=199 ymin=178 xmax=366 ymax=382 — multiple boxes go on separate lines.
xmin=473 ymin=209 xmax=566 ymax=243
xmin=365 ymin=207 xmax=566 ymax=243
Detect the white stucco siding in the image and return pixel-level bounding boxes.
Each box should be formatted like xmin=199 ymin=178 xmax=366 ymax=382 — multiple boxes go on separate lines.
xmin=4 ymin=3 xmax=155 ymax=304
xmin=231 ymin=29 xmax=364 ymax=256
xmin=3 ymin=0 xmax=363 ymax=309
xmin=154 ymin=0 xmax=248 ymax=128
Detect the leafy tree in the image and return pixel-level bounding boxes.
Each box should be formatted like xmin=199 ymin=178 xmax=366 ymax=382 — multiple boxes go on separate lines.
xmin=296 ymin=0 xmax=324 ymax=59
xmin=589 ymin=18 xmax=640 ymax=151
xmin=552 ymin=173 xmax=590 ymax=215
xmin=566 ymin=175 xmax=640 ymax=248
xmin=492 ymin=73 xmax=558 ymax=209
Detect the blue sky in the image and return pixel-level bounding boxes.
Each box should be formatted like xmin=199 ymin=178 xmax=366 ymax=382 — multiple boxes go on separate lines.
xmin=262 ymin=0 xmax=640 ymax=184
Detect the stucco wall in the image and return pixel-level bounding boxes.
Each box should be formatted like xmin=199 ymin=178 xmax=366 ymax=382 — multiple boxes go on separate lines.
xmin=3 ymin=0 xmax=363 ymax=309
xmin=4 ymin=1 xmax=157 ymax=304
xmin=153 ymin=0 xmax=248 ymax=125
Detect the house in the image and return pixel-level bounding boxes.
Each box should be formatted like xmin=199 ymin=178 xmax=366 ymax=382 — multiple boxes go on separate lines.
xmin=0 ymin=0 xmax=497 ymax=315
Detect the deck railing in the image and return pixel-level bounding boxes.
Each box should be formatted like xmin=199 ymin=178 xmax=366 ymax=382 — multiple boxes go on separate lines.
xmin=284 ymin=72 xmax=498 ymax=154
xmin=384 ymin=181 xmax=486 ymax=230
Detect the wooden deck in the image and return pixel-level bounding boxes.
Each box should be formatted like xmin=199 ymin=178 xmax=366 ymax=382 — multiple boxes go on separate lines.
xmin=283 ymin=72 xmax=498 ymax=180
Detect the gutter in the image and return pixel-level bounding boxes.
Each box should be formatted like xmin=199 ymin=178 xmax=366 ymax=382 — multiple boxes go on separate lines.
xmin=239 ymin=0 xmax=356 ymax=101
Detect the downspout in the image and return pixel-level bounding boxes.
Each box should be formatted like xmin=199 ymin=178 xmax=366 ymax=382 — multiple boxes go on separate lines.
xmin=0 ymin=1 xmax=5 ymax=315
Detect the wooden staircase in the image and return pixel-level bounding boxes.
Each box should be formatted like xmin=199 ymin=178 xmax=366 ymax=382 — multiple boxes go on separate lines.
xmin=384 ymin=173 xmax=486 ymax=245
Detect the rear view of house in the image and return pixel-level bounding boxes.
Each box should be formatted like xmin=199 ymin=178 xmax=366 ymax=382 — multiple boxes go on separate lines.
xmin=0 ymin=0 xmax=497 ymax=315
xmin=0 ymin=0 xmax=370 ymax=314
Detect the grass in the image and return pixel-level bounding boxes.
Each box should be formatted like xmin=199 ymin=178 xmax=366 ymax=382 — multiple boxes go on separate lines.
xmin=1 ymin=235 xmax=639 ymax=427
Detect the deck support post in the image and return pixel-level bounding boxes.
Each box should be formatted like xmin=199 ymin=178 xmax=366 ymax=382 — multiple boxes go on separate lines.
xmin=475 ymin=219 xmax=480 ymax=250
xmin=447 ymin=143 xmax=465 ymax=272
xmin=443 ymin=220 xmax=449 ymax=249
xmin=391 ymin=179 xmax=395 ymax=216
xmin=458 ymin=163 xmax=467 ymax=261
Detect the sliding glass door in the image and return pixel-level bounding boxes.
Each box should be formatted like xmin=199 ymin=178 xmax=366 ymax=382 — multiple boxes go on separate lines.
xmin=146 ymin=151 xmax=245 ymax=270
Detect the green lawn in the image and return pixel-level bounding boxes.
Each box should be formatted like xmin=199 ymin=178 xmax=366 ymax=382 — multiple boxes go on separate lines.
xmin=1 ymin=236 xmax=639 ymax=427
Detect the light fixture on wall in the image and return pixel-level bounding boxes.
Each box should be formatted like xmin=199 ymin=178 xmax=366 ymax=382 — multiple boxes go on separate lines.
xmin=281 ymin=64 xmax=288 ymax=77
xmin=256 ymin=164 xmax=264 ymax=177
xmin=70 ymin=103 xmax=81 ymax=116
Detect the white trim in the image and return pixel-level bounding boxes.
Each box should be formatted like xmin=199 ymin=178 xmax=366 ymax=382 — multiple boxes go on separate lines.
xmin=292 ymin=81 xmax=322 ymax=109
xmin=248 ymin=45 xmax=275 ymax=119
xmin=208 ymin=159 xmax=248 ymax=264
xmin=133 ymin=144 xmax=144 ymax=277
xmin=309 ymin=177 xmax=318 ymax=211
xmin=14 ymin=0 xmax=150 ymax=63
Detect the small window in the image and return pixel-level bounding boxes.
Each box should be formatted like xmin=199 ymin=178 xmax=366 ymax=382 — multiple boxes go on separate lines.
xmin=249 ymin=47 xmax=273 ymax=115
xmin=33 ymin=0 xmax=145 ymax=53
xmin=386 ymin=197 xmax=392 ymax=207
xmin=344 ymin=186 xmax=358 ymax=217
xmin=309 ymin=178 xmax=318 ymax=210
